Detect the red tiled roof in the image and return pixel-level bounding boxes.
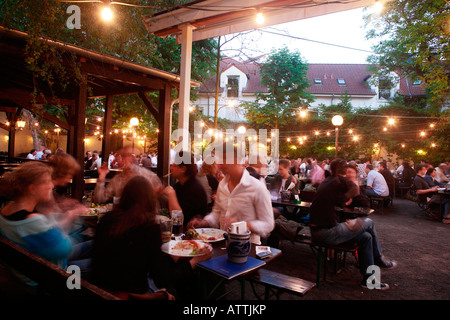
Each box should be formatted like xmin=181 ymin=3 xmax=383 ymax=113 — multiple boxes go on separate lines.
xmin=305 ymin=64 xmax=375 ymax=96
xmin=397 ymin=77 xmax=427 ymax=97
xmin=199 ymin=61 xmax=426 ymax=98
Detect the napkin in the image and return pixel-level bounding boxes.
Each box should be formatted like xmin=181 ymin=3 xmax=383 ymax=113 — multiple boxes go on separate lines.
xmin=286 ymin=182 xmax=296 ymax=191
xmin=231 ymin=221 xmax=247 ymax=234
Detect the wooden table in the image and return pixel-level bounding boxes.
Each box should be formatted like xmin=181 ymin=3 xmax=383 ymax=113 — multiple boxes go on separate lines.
xmin=196 ymin=241 xmax=282 ymax=299
xmin=437 ymin=189 xmax=450 ymax=221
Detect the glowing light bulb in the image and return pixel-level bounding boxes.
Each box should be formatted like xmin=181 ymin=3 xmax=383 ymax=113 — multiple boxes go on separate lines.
xmin=101 ymin=6 xmax=113 ymax=21
xmin=256 ymin=12 xmax=264 ymax=24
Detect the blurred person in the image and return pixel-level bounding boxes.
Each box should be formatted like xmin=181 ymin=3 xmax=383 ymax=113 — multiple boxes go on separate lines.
xmin=26 ymin=149 xmax=37 ymax=160
xmin=414 ymin=164 xmax=449 ymax=223
xmin=424 ymin=167 xmax=443 ymax=188
xmin=246 ymin=152 xmax=269 ymax=183
xmin=268 ymin=159 xmax=300 ymax=200
xmin=164 ymin=151 xmax=208 ymax=225
xmin=377 ymin=161 xmax=395 ymax=198
xmin=365 ymin=164 xmax=389 ymax=198
xmin=309 ymin=158 xmax=396 ymax=290
xmin=197 ymin=158 xmax=219 ymax=211
xmin=92 ymin=176 xmax=211 ymax=299
xmin=84 ymin=151 xmax=92 ymax=170
xmin=435 ymin=163 xmax=449 ymax=184
xmin=189 ymin=142 xmax=274 ymax=245
xmin=398 ymin=161 xmax=416 ymax=188
xmin=345 ymin=164 xmax=370 ymax=208
xmin=0 ymin=162 xmax=90 ymax=286
xmin=310 ymin=160 xmax=325 ymax=188
xmin=94 ymin=147 xmax=162 ymax=205
xmin=90 ymin=151 xmax=102 ymax=170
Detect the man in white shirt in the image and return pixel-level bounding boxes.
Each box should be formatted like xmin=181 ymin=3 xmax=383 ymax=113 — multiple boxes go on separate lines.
xmin=189 ymin=143 xmax=274 ymax=244
xmin=365 ymin=164 xmax=389 ymax=198
xmin=90 ymin=152 xmax=102 ymax=170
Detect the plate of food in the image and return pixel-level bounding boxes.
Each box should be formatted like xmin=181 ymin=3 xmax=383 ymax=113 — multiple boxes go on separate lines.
xmin=437 ymin=188 xmax=446 ymax=191
xmin=80 ymin=204 xmax=111 ymax=217
xmin=183 ymin=228 xmax=225 ymax=242
xmin=161 ymin=240 xmax=212 ymax=257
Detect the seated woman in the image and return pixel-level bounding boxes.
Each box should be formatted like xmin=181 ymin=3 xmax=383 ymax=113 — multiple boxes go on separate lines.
xmin=91 ymin=175 xmax=211 ymax=299
xmin=0 ymin=162 xmax=74 ymax=287
xmin=197 ymin=159 xmax=219 ymax=212
xmin=345 ymin=164 xmax=370 ymax=208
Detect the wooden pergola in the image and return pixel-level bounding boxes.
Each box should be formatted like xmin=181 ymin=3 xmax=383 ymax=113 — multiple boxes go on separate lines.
xmin=0 ymin=27 xmax=200 ymax=199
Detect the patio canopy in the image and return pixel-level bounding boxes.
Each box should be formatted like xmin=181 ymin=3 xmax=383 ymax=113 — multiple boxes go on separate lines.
xmin=0 ymin=27 xmax=200 ymax=199
xmin=142 ymin=0 xmax=377 ymax=149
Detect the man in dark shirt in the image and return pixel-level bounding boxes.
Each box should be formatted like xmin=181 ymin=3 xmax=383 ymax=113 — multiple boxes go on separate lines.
xmin=310 ymin=159 xmax=396 ymax=290
xmin=170 ymin=151 xmax=208 ymax=226
xmin=378 ymin=161 xmax=395 ymax=198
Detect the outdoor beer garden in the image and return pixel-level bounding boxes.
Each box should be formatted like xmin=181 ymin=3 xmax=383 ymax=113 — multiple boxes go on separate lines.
xmin=0 ymin=0 xmax=449 ymax=307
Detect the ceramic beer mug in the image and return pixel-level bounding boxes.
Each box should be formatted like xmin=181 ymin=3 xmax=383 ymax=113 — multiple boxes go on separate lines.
xmin=224 ymin=229 xmax=251 ymax=263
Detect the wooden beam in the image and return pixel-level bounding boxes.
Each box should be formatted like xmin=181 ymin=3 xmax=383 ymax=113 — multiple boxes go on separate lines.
xmin=138 ymin=91 xmax=159 ymax=120
xmin=101 ymin=96 xmax=113 ymax=163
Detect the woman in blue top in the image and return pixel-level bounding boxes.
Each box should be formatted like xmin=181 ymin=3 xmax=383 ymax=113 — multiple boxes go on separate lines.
xmin=0 ymin=161 xmax=73 ymax=285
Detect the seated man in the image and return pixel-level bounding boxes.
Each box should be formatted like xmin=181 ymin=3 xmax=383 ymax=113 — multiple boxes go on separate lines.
xmin=435 ymin=163 xmax=449 ymax=185
xmin=414 ymin=164 xmax=449 ymax=223
xmin=365 ymin=164 xmax=389 ymax=198
xmin=189 ymin=142 xmax=274 ymax=245
xmin=94 ymin=147 xmax=162 ymax=205
xmin=310 ymin=158 xmax=396 ymax=290
xmin=378 ymin=161 xmax=395 ymax=199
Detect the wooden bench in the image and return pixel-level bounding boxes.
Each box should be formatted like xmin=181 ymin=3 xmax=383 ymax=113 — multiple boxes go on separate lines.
xmin=0 ymin=235 xmax=119 ymax=300
xmin=295 ymin=234 xmax=359 ymax=287
xmin=245 ymin=268 xmax=316 ymax=300
xmin=369 ymin=195 xmax=390 ymax=213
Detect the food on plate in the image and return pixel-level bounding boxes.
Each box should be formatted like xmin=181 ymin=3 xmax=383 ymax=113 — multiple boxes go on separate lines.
xmin=84 ymin=204 xmax=110 ymax=216
xmin=172 ymin=240 xmax=210 ymax=256
xmin=182 ymin=228 xmax=224 ymax=242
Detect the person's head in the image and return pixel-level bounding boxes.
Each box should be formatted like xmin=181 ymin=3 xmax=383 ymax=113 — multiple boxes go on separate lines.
xmin=402 ymin=161 xmax=410 ymax=168
xmin=365 ymin=164 xmax=374 ymax=173
xmin=30 ymin=149 xmax=37 ymax=155
xmin=199 ymin=157 xmax=218 ymax=177
xmin=345 ymin=164 xmax=358 ymax=181
xmin=170 ymin=151 xmax=197 ymax=180
xmin=426 ymin=168 xmax=436 ymax=177
xmin=439 ymin=163 xmax=448 ymax=171
xmin=378 ymin=161 xmax=387 ymax=171
xmin=416 ymin=163 xmax=428 ymax=176
xmin=0 ymin=162 xmax=53 ymax=202
xmin=216 ymin=142 xmax=244 ymax=176
xmin=416 ymin=164 xmax=428 ymax=175
xmin=86 ymin=151 xmax=92 ymax=158
xmin=48 ymin=152 xmax=81 ymax=187
xmin=107 ymin=176 xmax=157 ymax=237
xmin=329 ymin=158 xmax=347 ymax=176
xmin=277 ymin=159 xmax=291 ymax=178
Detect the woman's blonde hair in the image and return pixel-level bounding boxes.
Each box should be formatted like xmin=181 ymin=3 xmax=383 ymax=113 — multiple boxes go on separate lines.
xmin=0 ymin=161 xmax=53 ymax=200
xmin=47 ymin=152 xmax=81 ymax=180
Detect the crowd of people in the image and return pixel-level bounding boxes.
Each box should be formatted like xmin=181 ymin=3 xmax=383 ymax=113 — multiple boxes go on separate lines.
xmin=1 ymin=144 xmax=449 ymax=298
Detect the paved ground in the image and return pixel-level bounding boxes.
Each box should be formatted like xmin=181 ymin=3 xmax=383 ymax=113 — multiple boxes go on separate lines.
xmin=223 ymin=196 xmax=450 ymax=301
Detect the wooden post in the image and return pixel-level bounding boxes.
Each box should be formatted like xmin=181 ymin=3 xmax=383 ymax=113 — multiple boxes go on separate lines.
xmin=71 ymin=72 xmax=88 ymax=200
xmin=158 ymin=84 xmax=172 ymax=185
xmin=102 ymin=95 xmax=113 ymax=164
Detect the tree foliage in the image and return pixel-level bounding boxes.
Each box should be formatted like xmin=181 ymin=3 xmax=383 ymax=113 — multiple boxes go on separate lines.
xmin=364 ymin=0 xmax=450 ymax=110
xmin=243 ymin=46 xmax=314 ymax=129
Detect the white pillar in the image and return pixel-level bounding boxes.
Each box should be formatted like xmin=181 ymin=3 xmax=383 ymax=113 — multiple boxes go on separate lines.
xmin=178 ymin=23 xmax=194 ymax=151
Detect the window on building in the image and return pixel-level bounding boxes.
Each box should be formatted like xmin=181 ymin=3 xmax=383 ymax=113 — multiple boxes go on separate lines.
xmin=314 ymin=78 xmax=322 ymax=85
xmin=412 ymin=79 xmax=422 ymax=86
xmin=337 ymin=78 xmax=346 ymax=85
xmin=227 ymin=76 xmax=239 ymax=98
xmin=378 ymin=78 xmax=392 ymax=99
